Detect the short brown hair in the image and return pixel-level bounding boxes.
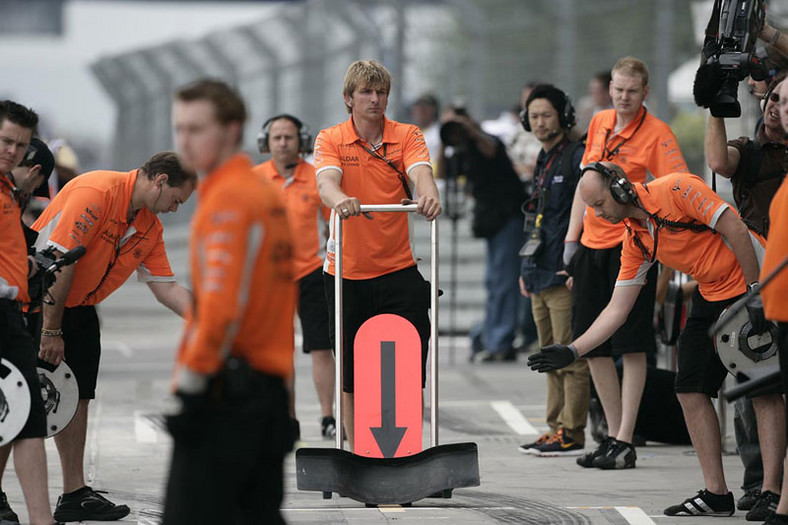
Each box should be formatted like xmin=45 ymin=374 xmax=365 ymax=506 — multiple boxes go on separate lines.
xmin=174 ymin=79 xmax=247 ymax=142
xmin=612 ymin=57 xmax=649 ymax=87
xmin=140 ymin=151 xmax=196 ymax=189
xmin=342 ymin=60 xmax=392 ymax=113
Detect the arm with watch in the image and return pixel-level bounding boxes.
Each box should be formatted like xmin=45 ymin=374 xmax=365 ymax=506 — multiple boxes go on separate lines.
xmin=38 ymin=256 xmax=75 ymax=367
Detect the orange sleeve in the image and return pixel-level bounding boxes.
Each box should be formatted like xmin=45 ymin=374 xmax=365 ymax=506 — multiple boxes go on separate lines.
xmin=615 ymin=229 xmax=655 ymax=287
xmin=136 ymin=228 xmax=174 ymax=282
xmin=313 ymin=129 xmax=342 ymax=176
xmin=402 ymin=125 xmax=432 ymax=173
xmin=664 ymin=175 xmax=729 ymax=228
xmin=181 ymin=204 xmax=253 ymax=375
xmin=37 ymin=186 xmax=105 ymax=252
xmin=647 ymin=126 xmax=688 ymax=177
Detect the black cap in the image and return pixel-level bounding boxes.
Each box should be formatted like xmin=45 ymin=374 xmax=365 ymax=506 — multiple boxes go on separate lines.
xmin=20 ymin=138 xmax=55 ymax=198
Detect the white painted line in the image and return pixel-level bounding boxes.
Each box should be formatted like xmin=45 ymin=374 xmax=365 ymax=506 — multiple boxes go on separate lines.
xmin=616 ymin=507 xmax=656 ymax=525
xmin=378 ymin=505 xmax=406 ymax=513
xmin=86 ymin=400 xmax=102 ymax=485
xmin=490 ymin=400 xmax=538 ymax=435
xmin=102 ymin=340 xmax=133 ymax=358
xmin=134 ymin=411 xmax=158 ymax=443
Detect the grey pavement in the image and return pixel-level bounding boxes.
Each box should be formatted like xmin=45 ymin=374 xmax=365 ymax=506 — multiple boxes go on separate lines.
xmin=2 ymin=219 xmax=757 ymax=524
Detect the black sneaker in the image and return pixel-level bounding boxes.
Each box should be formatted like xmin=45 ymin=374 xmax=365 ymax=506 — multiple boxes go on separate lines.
xmin=765 ymin=513 xmax=788 ymax=524
xmin=518 ymin=432 xmax=551 ymax=454
xmin=746 ymin=490 xmax=780 ymax=521
xmin=738 ymin=488 xmax=761 ymax=511
xmin=321 ymin=416 xmax=337 ymax=439
xmin=0 ymin=491 xmax=18 ymax=523
xmin=530 ymin=429 xmax=585 ymax=457
xmin=663 ymin=489 xmax=735 ymax=517
xmin=290 ymin=418 xmax=301 ymax=442
xmin=577 ymin=436 xmax=614 ymax=468
xmin=592 ymin=439 xmax=636 ymax=469
xmin=53 ymin=486 xmax=130 ymax=522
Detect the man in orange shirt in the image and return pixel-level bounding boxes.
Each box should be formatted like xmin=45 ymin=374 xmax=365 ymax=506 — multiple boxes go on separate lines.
xmin=166 ymin=79 xmax=295 ymax=524
xmin=564 ymin=57 xmax=689 ymax=470
xmin=315 ymin=59 xmax=441 ymax=451
xmin=0 ymin=100 xmax=60 ymax=525
xmin=31 ymin=152 xmax=195 ymax=522
xmin=254 ymin=113 xmax=336 ymax=439
xmin=530 ymin=162 xmax=779 ymax=517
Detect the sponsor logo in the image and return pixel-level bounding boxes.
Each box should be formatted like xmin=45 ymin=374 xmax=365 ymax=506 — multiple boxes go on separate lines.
xmin=75 ymin=221 xmax=89 ymax=233
xmin=84 ymin=207 xmax=99 ymax=221
xmin=671 ymin=179 xmax=682 ymax=191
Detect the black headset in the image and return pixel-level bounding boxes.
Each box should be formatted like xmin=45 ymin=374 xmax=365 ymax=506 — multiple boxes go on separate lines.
xmin=257 ymin=114 xmax=313 ymax=154
xmin=520 ymin=88 xmax=577 ymax=132
xmin=581 ymin=162 xmax=637 ymax=204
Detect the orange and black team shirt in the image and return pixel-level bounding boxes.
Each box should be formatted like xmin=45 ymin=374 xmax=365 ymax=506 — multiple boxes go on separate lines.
xmin=253 ymin=159 xmax=329 ymax=281
xmin=32 ymin=170 xmax=175 ymax=307
xmin=761 ymin=176 xmax=788 ymax=322
xmin=0 ymin=177 xmax=30 ymax=303
xmin=175 ymin=154 xmax=295 ymax=388
xmin=582 ymin=107 xmax=688 ymax=249
xmin=314 ymin=115 xmax=432 ymax=280
xmin=616 ymin=173 xmax=765 ymax=302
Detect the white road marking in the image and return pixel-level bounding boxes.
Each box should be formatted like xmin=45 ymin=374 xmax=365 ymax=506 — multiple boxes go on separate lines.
xmin=490 ymin=400 xmax=538 ymax=435
xmin=86 ymin=400 xmax=102 ymax=484
xmin=378 ymin=505 xmax=406 ymax=513
xmin=616 ymin=506 xmax=656 ymax=524
xmin=102 ymin=340 xmax=133 ymax=358
xmin=134 ymin=410 xmax=158 ymax=443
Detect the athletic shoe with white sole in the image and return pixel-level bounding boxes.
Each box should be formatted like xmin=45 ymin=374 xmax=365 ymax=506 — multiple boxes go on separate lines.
xmin=517 ymin=432 xmax=551 ymax=454
xmin=663 ymin=489 xmax=734 ymax=517
xmin=529 ymin=429 xmax=584 ymax=457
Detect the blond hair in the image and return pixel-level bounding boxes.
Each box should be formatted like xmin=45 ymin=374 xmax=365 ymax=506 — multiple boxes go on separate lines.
xmin=612 ymin=57 xmax=649 ymax=87
xmin=342 ymin=60 xmax=392 ymax=113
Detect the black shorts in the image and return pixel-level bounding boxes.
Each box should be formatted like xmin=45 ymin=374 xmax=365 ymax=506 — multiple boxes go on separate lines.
xmin=779 ymin=323 xmax=788 ymax=397
xmin=0 ymin=300 xmax=46 ymax=440
xmin=571 ymin=242 xmax=657 ymax=358
xmin=297 ymin=268 xmax=331 ymax=353
xmin=62 ymin=306 xmax=101 ymax=400
xmin=324 ymin=266 xmax=431 ymax=393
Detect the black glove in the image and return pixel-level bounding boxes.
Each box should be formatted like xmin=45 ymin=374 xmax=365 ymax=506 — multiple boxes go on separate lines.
xmin=164 ymin=390 xmax=209 ymax=443
xmin=527 ymin=344 xmax=578 ymax=373
xmin=746 ymin=294 xmax=768 ymax=335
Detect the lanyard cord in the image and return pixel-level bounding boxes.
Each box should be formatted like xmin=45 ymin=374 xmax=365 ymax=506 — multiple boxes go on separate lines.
xmin=603 ymin=108 xmax=648 ymax=161
xmin=526 ymin=139 xmax=569 ymax=215
xmin=357 ymin=142 xmax=414 ymax=200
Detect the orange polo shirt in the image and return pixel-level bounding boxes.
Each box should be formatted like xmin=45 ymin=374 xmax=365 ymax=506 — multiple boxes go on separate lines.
xmin=761 ymin=176 xmax=788 ymax=321
xmin=253 ymin=159 xmax=328 ymax=281
xmin=175 ymin=154 xmax=295 ymax=382
xmin=581 ymin=107 xmax=688 ymax=249
xmin=314 ymin=116 xmax=431 ymax=280
xmin=32 ymin=169 xmax=174 ymax=307
xmin=616 ymin=173 xmax=764 ymax=302
xmin=0 ymin=177 xmax=29 ymax=303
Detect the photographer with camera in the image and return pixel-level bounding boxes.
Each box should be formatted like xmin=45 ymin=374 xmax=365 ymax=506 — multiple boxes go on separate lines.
xmin=705 ymin=71 xmax=787 ymax=518
xmin=564 ymin=57 xmax=688 ymax=471
xmin=530 ymin=162 xmax=769 ymax=517
xmin=0 ymin=100 xmax=61 ymax=525
xmin=439 ymin=104 xmax=525 ymax=362
xmin=515 ymin=84 xmax=589 ymax=456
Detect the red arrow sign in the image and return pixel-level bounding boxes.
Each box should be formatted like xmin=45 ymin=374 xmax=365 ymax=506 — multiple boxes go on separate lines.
xmin=354 ymin=314 xmax=422 ymax=458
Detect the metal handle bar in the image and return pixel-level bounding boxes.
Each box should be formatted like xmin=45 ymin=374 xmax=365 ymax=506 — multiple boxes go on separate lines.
xmin=334 ymin=204 xmax=439 ymax=450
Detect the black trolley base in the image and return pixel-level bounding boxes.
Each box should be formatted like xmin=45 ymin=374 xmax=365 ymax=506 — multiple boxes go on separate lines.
xmin=295 ymin=442 xmax=480 ymax=505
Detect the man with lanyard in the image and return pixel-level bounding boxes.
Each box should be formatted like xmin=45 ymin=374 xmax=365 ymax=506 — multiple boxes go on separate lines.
xmin=530 ymin=162 xmax=771 ymax=517
xmin=165 ymin=79 xmax=295 ymax=524
xmin=254 ymin=113 xmax=336 ymax=440
xmin=31 ymin=152 xmax=195 ymax=522
xmin=516 ymin=84 xmax=589 ymax=457
xmin=314 ymin=59 xmax=441 ymax=452
xmin=705 ymin=72 xmax=788 ymax=519
xmin=0 ymin=100 xmax=61 ymax=525
xmin=564 ymin=56 xmax=688 ymax=470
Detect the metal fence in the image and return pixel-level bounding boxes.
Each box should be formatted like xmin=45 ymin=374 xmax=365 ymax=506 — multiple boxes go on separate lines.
xmin=92 ymin=0 xmax=698 ymax=188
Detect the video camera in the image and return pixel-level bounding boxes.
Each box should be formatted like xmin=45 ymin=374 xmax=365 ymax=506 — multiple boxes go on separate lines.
xmin=693 ymin=0 xmax=767 ymax=118
xmin=439 ymin=104 xmax=470 ymax=149
xmin=27 ymin=246 xmax=86 ymax=311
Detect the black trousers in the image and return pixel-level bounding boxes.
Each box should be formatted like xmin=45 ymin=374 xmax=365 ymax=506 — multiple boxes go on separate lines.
xmin=162 ymin=373 xmax=291 ymax=525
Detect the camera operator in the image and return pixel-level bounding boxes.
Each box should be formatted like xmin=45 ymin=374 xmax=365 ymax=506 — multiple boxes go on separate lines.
xmin=705 ymin=72 xmax=787 ymax=518
xmin=565 ymin=57 xmax=688 ymax=470
xmin=0 ymin=100 xmax=59 ymax=525
xmin=439 ymin=105 xmax=526 ymax=362
xmin=759 ymin=74 xmax=788 ymax=525
xmin=516 ymin=84 xmax=589 ymax=456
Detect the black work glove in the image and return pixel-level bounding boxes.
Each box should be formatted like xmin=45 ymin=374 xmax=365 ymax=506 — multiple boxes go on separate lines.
xmin=746 ymin=294 xmax=768 ymax=335
xmin=527 ymin=344 xmax=578 ymax=373
xmin=164 ymin=390 xmax=209 ymax=443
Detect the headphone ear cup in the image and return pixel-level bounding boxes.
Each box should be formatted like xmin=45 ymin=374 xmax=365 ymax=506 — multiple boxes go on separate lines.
xmin=562 ymin=94 xmax=577 ymax=130
xmin=519 ymin=109 xmax=531 ymax=132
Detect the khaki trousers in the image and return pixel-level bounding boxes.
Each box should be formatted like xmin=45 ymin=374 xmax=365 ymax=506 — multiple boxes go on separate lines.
xmin=531 ymin=285 xmax=590 ymax=444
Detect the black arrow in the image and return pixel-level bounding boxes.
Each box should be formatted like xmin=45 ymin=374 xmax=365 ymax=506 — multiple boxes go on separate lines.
xmin=370 ymin=341 xmax=407 ymax=457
